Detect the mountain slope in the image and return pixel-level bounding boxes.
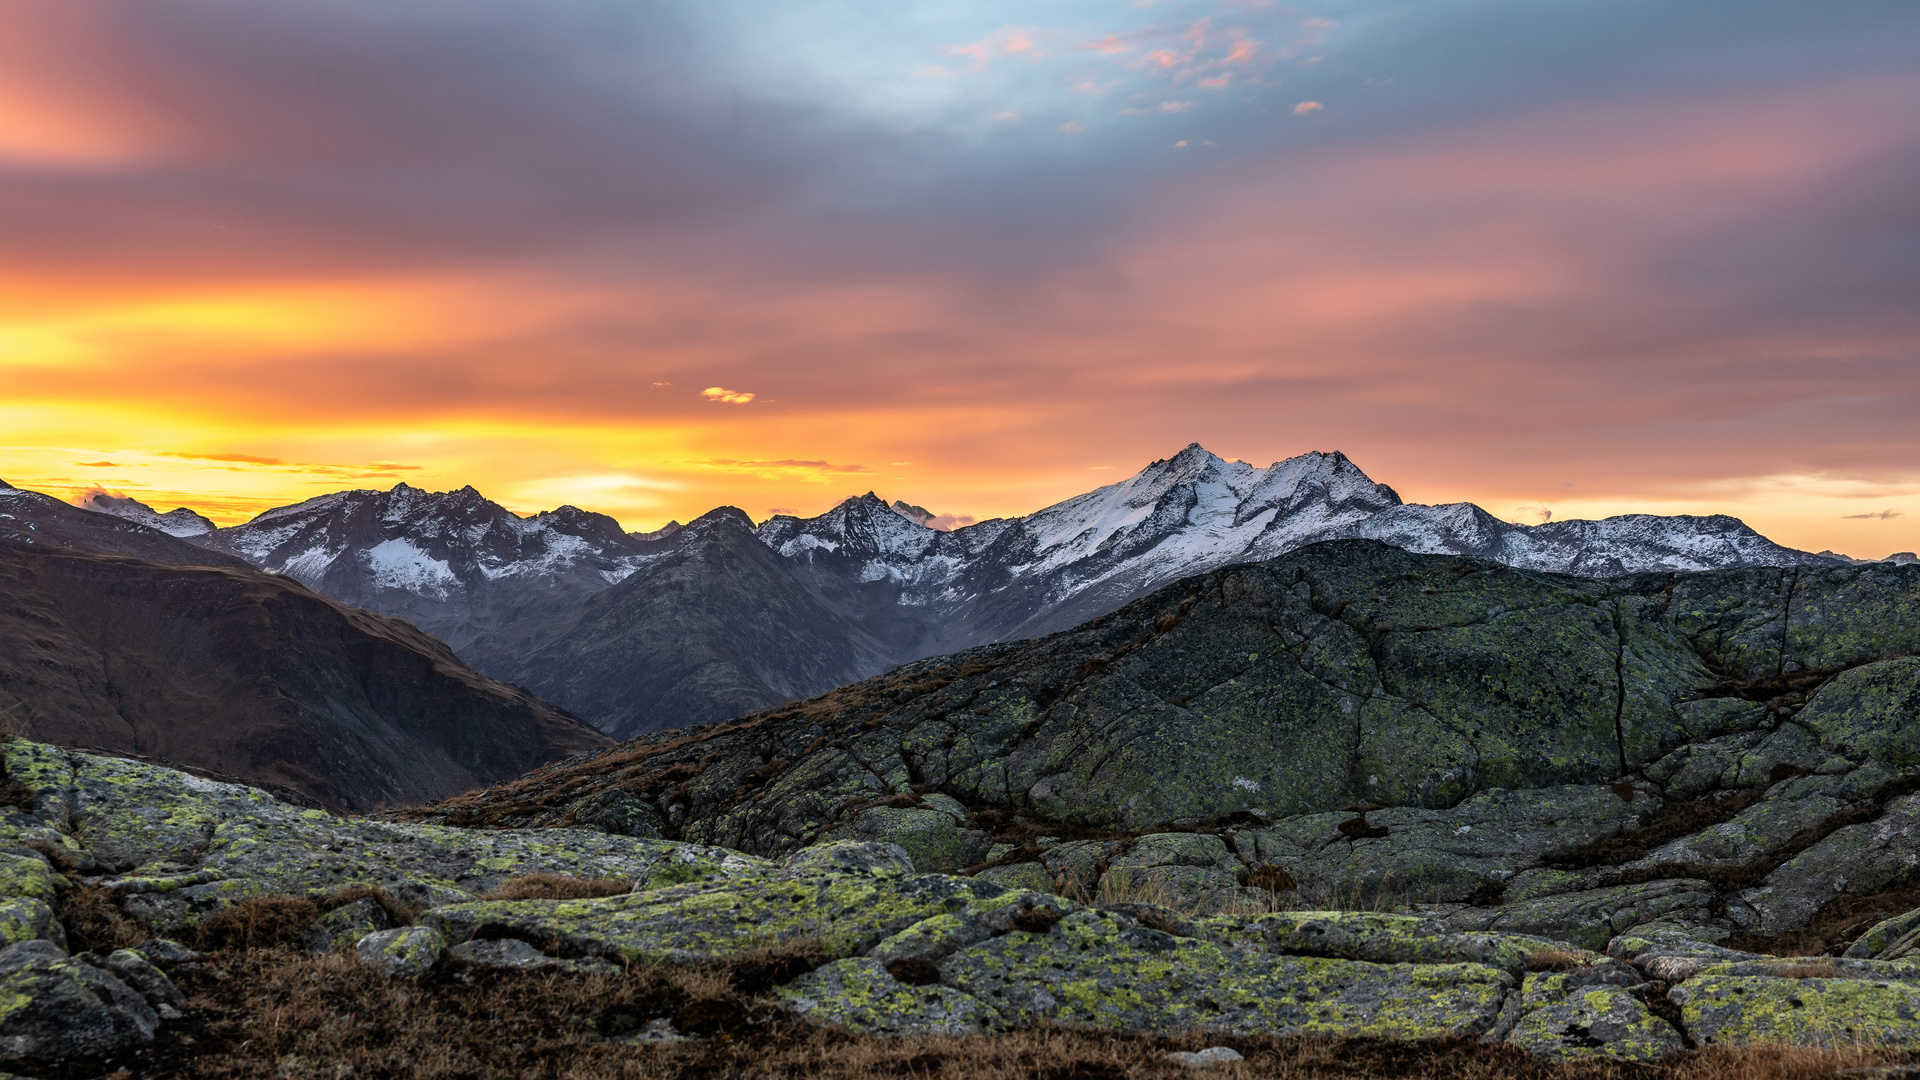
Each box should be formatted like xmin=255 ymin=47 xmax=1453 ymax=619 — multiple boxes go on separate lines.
xmin=0 ymin=480 xmax=247 ymax=567
xmin=406 ymin=538 xmax=1920 ymax=859
xmin=0 ymin=541 xmax=609 ymax=810
xmin=469 ymin=508 xmax=898 ymax=736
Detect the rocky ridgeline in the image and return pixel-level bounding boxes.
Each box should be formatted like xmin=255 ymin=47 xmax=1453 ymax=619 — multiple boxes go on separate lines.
xmin=406 ymin=542 xmax=1920 ymax=944
xmin=6 ymin=732 xmax=1920 ymax=1070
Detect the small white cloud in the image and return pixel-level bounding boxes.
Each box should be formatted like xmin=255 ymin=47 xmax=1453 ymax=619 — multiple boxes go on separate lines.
xmin=1291 ymin=100 xmax=1324 ymax=115
xmin=1060 ymin=120 xmax=1087 ymax=133
xmin=650 ymin=381 xmax=671 ymax=388
xmin=700 ymin=386 xmax=756 ymax=404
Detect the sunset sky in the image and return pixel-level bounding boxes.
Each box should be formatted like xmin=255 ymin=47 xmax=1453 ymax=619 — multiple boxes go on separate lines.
xmin=3 ymin=0 xmax=1917 ymax=556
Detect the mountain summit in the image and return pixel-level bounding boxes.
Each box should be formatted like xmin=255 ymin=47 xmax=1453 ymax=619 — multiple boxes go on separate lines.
xmin=74 ymin=446 xmax=1840 ymax=736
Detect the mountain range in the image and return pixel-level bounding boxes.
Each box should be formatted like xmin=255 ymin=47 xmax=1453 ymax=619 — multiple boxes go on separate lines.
xmin=0 ymin=478 xmax=607 ymax=809
xmin=51 ymin=445 xmax=1855 ymax=737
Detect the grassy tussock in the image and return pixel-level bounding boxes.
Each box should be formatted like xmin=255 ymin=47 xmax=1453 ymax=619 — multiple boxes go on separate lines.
xmin=56 ymin=883 xmax=150 ymax=953
xmin=478 ymin=873 xmax=635 ymax=901
xmin=1524 ymin=949 xmax=1590 ymax=972
xmin=1082 ymin=866 xmax=1405 ymax=919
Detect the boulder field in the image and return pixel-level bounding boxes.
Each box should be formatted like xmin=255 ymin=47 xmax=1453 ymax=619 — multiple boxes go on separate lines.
xmin=7 ymin=736 xmax=1920 ymax=1071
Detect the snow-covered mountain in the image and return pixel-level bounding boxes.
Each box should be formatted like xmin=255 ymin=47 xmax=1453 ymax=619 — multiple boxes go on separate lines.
xmin=748 ymin=445 xmax=1832 ymax=642
xmin=57 ymin=446 xmax=1849 ymax=736
xmin=73 ymin=491 xmax=216 ymax=538
xmin=186 ymin=483 xmax=679 ymax=656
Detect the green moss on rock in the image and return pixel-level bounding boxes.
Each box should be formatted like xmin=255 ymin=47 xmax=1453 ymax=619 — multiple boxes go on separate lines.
xmin=1674 ymin=975 xmax=1920 ymax=1047
xmin=778 ymin=958 xmax=1006 ymax=1035
xmin=1501 ymin=973 xmax=1684 ymax=1062
xmin=940 ymin=908 xmax=1511 ymax=1037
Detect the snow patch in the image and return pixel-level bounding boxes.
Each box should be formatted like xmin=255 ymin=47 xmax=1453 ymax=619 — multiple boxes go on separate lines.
xmin=362 ymin=538 xmax=458 ymax=595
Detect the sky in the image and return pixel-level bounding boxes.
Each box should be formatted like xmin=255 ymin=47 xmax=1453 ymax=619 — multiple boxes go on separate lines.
xmin=2 ymin=0 xmax=1917 ymax=556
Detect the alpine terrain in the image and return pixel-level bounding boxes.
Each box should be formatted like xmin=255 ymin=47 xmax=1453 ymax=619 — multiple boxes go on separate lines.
xmin=80 ymin=446 xmax=1851 ymax=738
xmin=5 ymin=540 xmax=1920 ymax=1073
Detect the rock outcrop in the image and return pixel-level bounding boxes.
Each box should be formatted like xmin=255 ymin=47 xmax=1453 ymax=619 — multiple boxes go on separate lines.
xmin=11 ymin=736 xmax=1920 ymax=1070
xmin=405 ymin=541 xmax=1920 ymax=954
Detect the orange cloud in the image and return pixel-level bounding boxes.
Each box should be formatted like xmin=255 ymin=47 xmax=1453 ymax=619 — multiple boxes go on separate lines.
xmin=700 ymin=387 xmax=756 ymax=404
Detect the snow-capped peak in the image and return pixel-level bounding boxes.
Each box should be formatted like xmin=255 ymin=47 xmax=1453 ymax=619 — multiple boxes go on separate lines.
xmin=74 ymin=491 xmax=217 ymax=538
xmin=196 ymin=481 xmax=670 ymax=602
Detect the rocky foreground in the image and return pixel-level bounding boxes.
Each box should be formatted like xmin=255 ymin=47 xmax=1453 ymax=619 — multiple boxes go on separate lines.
xmin=7 ymin=737 xmax=1920 ymax=1074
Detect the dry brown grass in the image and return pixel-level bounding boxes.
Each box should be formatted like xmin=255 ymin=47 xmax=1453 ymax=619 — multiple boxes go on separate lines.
xmin=478 ymin=873 xmax=634 ymax=901
xmin=188 ymin=885 xmax=421 ymax=952
xmin=55 ymin=883 xmax=150 ymax=952
xmin=1771 ymin=962 xmax=1845 ymax=979
xmin=1524 ymin=949 xmax=1589 ymax=972
xmin=191 ymin=895 xmax=321 ymax=952
xmin=36 ymin=940 xmax=1917 ymax=1080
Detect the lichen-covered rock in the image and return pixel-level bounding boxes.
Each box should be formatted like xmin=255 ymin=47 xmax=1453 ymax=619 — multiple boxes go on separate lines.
xmin=1692 ymin=957 xmax=1920 ymax=981
xmin=868 ymin=890 xmax=1076 ymax=966
xmin=1206 ymin=910 xmax=1562 ymax=977
xmin=1796 ymin=658 xmax=1920 ymax=766
xmin=1102 ymin=833 xmax=1246 ymax=910
xmin=1644 ymin=728 xmax=1771 ymax=800
xmin=0 ymin=940 xmax=157 ymax=1065
xmin=1673 ymin=975 xmax=1920 ymax=1047
xmin=105 ymin=949 xmax=184 ymax=1019
xmin=446 ymin=938 xmax=618 ymax=974
xmin=424 ymin=871 xmax=1001 ymax=964
xmin=1498 ymin=973 xmax=1684 ymax=1062
xmin=1239 ymin=785 xmax=1659 ymax=904
xmin=130 ymin=939 xmax=204 ymax=970
xmin=1641 ymin=791 xmax=1852 ymax=867
xmin=354 ymin=926 xmax=445 ymax=979
xmin=0 ymin=740 xmax=776 ymax=934
xmin=778 ymin=958 xmax=1006 ymax=1035
xmin=0 ymin=854 xmax=55 ymax=903
xmin=1448 ymin=879 xmax=1718 ymax=951
xmin=1730 ymin=793 xmax=1920 ymax=935
xmin=634 ymin=845 xmax=769 ymax=891
xmin=1037 ymin=840 xmax=1119 ymax=896
xmin=0 ymin=898 xmax=64 ymax=952
xmin=973 ymin=862 xmax=1054 ymax=894
xmin=303 ymin=898 xmax=392 ymax=954
xmin=1847 ymin=906 xmax=1920 ymax=960
xmin=820 ymin=802 xmax=993 ymax=873
xmin=781 ymin=841 xmax=915 ymax=879
xmin=940 ymin=908 xmax=1511 ymax=1037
